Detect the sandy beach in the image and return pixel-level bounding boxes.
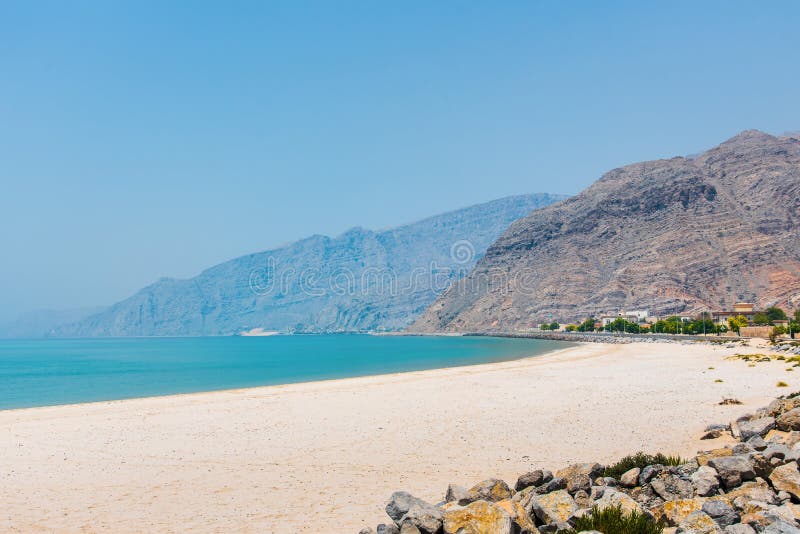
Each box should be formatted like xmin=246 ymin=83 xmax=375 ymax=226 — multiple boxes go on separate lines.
xmin=0 ymin=340 xmax=794 ymax=533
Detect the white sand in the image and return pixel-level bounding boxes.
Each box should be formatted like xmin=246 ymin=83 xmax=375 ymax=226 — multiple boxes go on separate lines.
xmin=0 ymin=340 xmax=793 ymax=533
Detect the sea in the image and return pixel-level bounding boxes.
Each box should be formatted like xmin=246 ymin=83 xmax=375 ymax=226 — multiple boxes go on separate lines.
xmin=0 ymin=335 xmax=570 ymax=410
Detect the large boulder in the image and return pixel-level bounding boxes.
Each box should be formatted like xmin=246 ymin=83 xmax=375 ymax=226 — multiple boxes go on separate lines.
xmin=738 ymin=417 xmax=776 ymax=440
xmin=556 ymin=463 xmax=603 ymax=494
xmin=377 ymin=525 xmax=400 ymax=534
xmin=701 ymin=499 xmax=740 ymax=528
xmin=776 ymin=408 xmax=800 ymax=431
xmin=386 ymin=492 xmax=438 ymax=525
xmin=528 ymin=490 xmax=578 ymax=526
xmin=720 ymin=479 xmax=780 ymax=507
xmin=675 ymin=511 xmax=722 ymax=533
xmin=515 ymin=470 xmax=546 ymax=491
xmin=462 ymin=479 xmax=513 ymax=504
xmin=399 ymin=504 xmax=444 ymax=534
xmin=769 ymin=461 xmax=800 ymax=500
xmin=651 ymin=498 xmax=705 ymax=527
xmin=445 ymin=484 xmax=469 ymax=504
xmin=593 ymin=488 xmax=644 ymax=516
xmin=692 ymin=465 xmax=721 ymax=496
xmin=495 ymin=499 xmax=536 ymax=533
xmin=651 ymin=473 xmax=694 ymax=501
xmin=706 ymin=456 xmax=755 ymax=490
xmin=619 ymin=467 xmax=641 ymax=488
xmin=767 ymin=398 xmax=800 ymax=417
xmin=442 ymin=500 xmax=513 ymax=534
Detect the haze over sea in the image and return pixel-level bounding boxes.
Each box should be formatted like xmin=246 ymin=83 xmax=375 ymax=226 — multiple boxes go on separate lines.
xmin=0 ymin=335 xmax=568 ymax=410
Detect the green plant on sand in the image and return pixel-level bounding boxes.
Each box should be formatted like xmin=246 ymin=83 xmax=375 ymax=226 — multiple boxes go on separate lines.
xmin=564 ymin=505 xmax=664 ymax=534
xmin=603 ymin=452 xmax=684 ymax=479
xmin=777 ymin=381 xmax=789 ymax=387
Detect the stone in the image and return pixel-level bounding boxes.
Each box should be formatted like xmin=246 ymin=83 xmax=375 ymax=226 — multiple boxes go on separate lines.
xmin=703 ymin=429 xmax=725 ymax=440
xmin=651 ymin=498 xmax=706 ymax=527
xmin=639 ymin=464 xmax=667 ymax=485
xmin=399 ymin=524 xmax=421 ymax=534
xmin=759 ymin=518 xmax=800 ymax=533
xmin=359 ymin=528 xmax=376 ymax=534
xmin=651 ymin=474 xmax=695 ymax=501
xmin=515 ymin=471 xmax=545 ymax=491
xmin=541 ymin=478 xmax=566 ymax=493
xmin=692 ymin=465 xmax=721 ymax=496
xmin=769 ymin=461 xmax=800 ymax=500
xmin=556 ymin=463 xmax=603 ymax=483
xmin=445 ymin=484 xmax=469 ymax=504
xmin=720 ymin=480 xmax=780 ymax=506
xmin=620 ymin=467 xmax=641 ymax=487
xmin=386 ymin=493 xmax=436 ymax=525
xmin=701 ymin=499 xmax=740 ymax=528
xmin=592 ymin=488 xmax=644 ymax=516
xmin=747 ymin=435 xmax=768 ymax=451
xmin=399 ymin=504 xmax=444 ymax=534
xmin=697 ymin=449 xmax=733 ymax=466
xmin=442 ymin=501 xmax=513 ymax=534
xmin=495 ymin=499 xmax=536 ymax=533
xmin=767 ymin=398 xmax=800 ymax=417
xmin=707 ymin=456 xmax=755 ymax=489
xmin=723 ymin=525 xmax=756 ymax=534
xmin=377 ymin=525 xmax=401 ymax=534
xmin=675 ymin=511 xmax=722 ymax=533
xmin=738 ymin=417 xmax=776 ymax=440
xmin=776 ymin=408 xmax=800 ymax=432
xmin=573 ymin=489 xmax=592 ymax=509
xmin=732 ymin=443 xmax=754 ymax=455
xmin=528 ymin=490 xmax=578 ymax=526
xmin=751 ymin=453 xmax=776 ymax=479
xmin=462 ymin=479 xmax=513 ymax=504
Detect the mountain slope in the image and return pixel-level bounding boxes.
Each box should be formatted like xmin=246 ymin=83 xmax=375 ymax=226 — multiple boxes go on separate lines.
xmin=57 ymin=193 xmax=565 ymax=336
xmin=411 ymin=130 xmax=800 ymax=332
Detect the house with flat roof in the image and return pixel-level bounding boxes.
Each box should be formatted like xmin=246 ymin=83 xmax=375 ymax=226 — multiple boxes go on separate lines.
xmin=711 ymin=302 xmax=759 ymax=326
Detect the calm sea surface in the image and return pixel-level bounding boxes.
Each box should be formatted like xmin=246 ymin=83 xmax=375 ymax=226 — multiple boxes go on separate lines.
xmin=0 ymin=335 xmax=570 ymax=410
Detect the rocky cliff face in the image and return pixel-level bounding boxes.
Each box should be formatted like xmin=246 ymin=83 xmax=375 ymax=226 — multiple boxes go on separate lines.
xmin=412 ymin=130 xmax=800 ymax=332
xmin=57 ymin=194 xmax=564 ymax=336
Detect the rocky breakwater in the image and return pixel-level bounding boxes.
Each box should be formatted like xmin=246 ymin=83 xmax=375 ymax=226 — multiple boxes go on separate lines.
xmin=358 ymin=395 xmax=800 ymax=533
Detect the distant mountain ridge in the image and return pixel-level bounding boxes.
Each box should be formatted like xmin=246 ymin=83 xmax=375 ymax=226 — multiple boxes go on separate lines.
xmin=411 ymin=130 xmax=800 ymax=332
xmin=54 ymin=193 xmax=565 ymax=337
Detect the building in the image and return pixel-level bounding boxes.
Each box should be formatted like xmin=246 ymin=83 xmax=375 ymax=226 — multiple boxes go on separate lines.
xmin=711 ymin=302 xmax=760 ymax=326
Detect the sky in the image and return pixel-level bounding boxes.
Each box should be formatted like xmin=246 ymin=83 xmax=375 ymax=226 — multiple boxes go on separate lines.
xmin=1 ymin=1 xmax=799 ymax=321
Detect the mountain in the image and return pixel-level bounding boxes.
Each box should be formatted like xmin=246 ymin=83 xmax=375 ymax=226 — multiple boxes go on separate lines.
xmin=55 ymin=194 xmax=565 ymax=337
xmin=411 ymin=130 xmax=800 ymax=332
xmin=0 ymin=307 xmax=106 ymax=338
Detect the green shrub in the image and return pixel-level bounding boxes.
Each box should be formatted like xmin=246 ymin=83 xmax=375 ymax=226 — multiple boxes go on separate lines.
xmin=603 ymin=452 xmax=684 ymax=479
xmin=564 ymin=505 xmax=664 ymax=534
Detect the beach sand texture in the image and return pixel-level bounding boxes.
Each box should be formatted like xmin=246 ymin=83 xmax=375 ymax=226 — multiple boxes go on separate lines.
xmin=0 ymin=341 xmax=792 ymax=533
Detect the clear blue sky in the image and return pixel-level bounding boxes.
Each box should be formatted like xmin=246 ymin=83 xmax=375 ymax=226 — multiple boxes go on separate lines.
xmin=1 ymin=1 xmax=799 ymax=320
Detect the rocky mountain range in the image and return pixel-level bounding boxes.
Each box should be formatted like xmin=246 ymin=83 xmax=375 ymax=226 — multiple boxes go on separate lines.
xmin=52 ymin=193 xmax=564 ymax=337
xmin=411 ymin=130 xmax=800 ymax=332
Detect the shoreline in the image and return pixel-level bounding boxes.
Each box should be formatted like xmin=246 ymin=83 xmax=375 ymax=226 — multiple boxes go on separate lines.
xmin=1 ymin=340 xmax=794 ymax=532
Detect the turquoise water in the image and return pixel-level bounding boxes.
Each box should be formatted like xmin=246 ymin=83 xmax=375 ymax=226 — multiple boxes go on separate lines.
xmin=0 ymin=335 xmax=569 ymax=410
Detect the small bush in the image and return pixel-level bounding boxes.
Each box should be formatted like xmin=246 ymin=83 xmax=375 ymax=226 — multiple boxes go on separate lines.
xmin=715 ymin=379 xmax=724 ymax=383
xmin=719 ymin=398 xmax=742 ymax=405
xmin=603 ymin=452 xmax=684 ymax=479
xmin=777 ymin=381 xmax=789 ymax=387
xmin=565 ymin=505 xmax=664 ymax=534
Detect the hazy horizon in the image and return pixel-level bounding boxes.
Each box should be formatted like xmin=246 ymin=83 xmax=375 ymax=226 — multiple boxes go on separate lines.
xmin=2 ymin=1 xmax=800 ymax=320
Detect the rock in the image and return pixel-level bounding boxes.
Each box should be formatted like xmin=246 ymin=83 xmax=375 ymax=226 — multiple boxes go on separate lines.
xmin=703 ymin=429 xmax=725 ymax=440
xmin=732 ymin=443 xmax=755 ymax=455
xmin=442 ymin=501 xmax=513 ymax=534
xmin=495 ymin=499 xmax=536 ymax=533
xmin=399 ymin=504 xmax=444 ymax=534
xmin=639 ymin=464 xmax=667 ymax=485
xmin=573 ymin=489 xmax=592 ymax=509
xmin=767 ymin=398 xmax=800 ymax=417
xmin=630 ymin=484 xmax=664 ymax=510
xmin=692 ymin=465 xmax=721 ymax=496
xmin=399 ymin=525 xmax=421 ymax=534
xmin=556 ymin=463 xmax=603 ymax=482
xmin=359 ymin=528 xmax=376 ymax=534
xmin=707 ymin=456 xmax=756 ymax=489
xmin=759 ymin=518 xmax=800 ymax=533
xmin=747 ymin=435 xmax=768 ymax=451
xmin=750 ymin=453 xmax=775 ymax=479
xmin=769 ymin=461 xmax=800 ymax=500
xmin=593 ymin=488 xmax=644 ymax=516
xmin=701 ymin=499 xmax=740 ymax=528
xmin=515 ymin=471 xmax=545 ymax=491
xmin=445 ymin=484 xmax=469 ymax=504
xmin=386 ymin=493 xmax=436 ymax=525
xmin=620 ymin=467 xmax=641 ymax=487
xmin=723 ymin=525 xmax=756 ymax=534
xmin=377 ymin=525 xmax=401 ymax=534
xmin=462 ymin=479 xmax=513 ymax=504
xmin=776 ymin=408 xmax=800 ymax=431
xmin=541 ymin=477 xmax=567 ymax=493
xmin=721 ymin=479 xmax=780 ymax=506
xmin=697 ymin=449 xmax=733 ymax=466
xmin=651 ymin=498 xmax=706 ymax=526
xmin=675 ymin=511 xmax=722 ymax=533
xmin=738 ymin=417 xmax=776 ymax=440
xmin=651 ymin=474 xmax=695 ymax=501
xmin=528 ymin=490 xmax=578 ymax=526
